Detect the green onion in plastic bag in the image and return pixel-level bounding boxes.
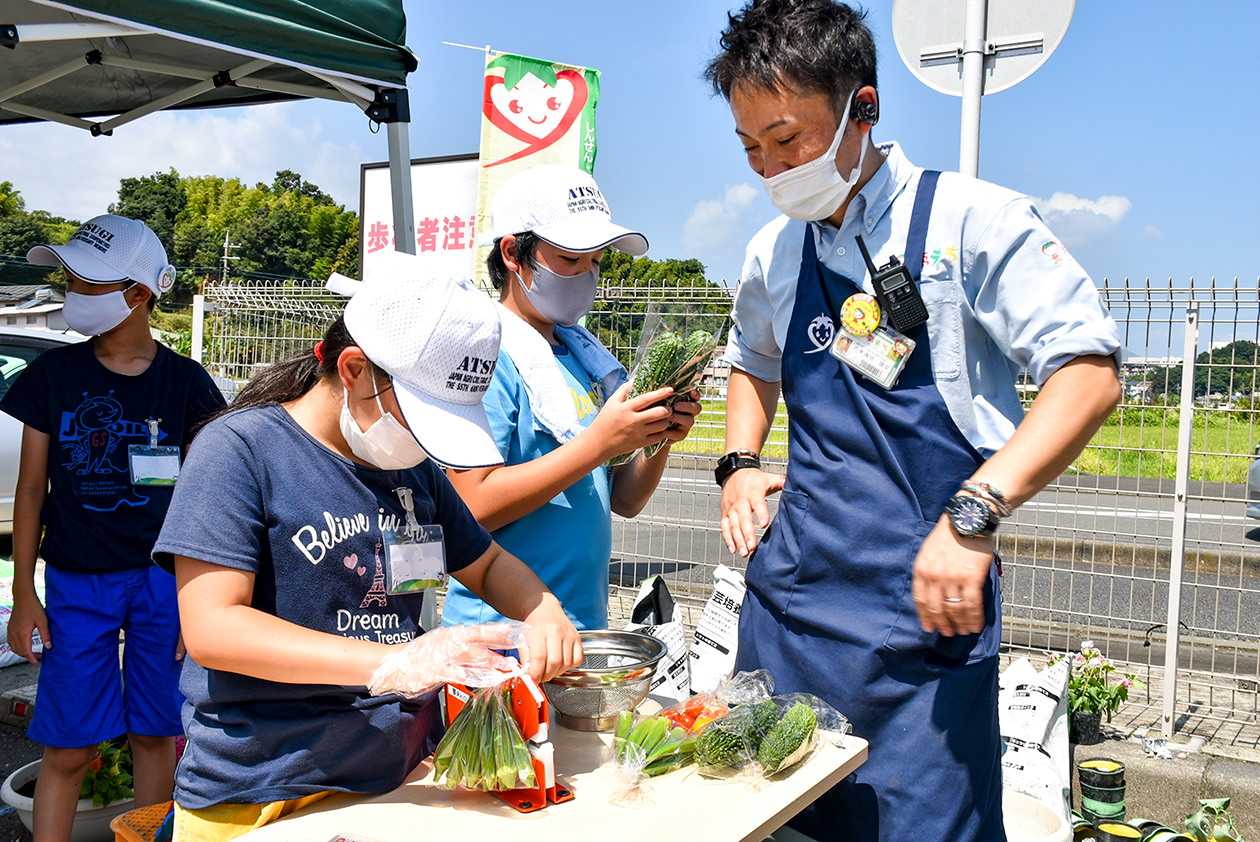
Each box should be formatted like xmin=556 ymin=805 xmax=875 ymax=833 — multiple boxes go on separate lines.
xmin=432 ymin=684 xmax=536 ymax=791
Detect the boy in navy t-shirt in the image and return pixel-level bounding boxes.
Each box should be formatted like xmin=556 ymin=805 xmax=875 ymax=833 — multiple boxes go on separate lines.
xmin=1 ymin=214 xmax=224 ymax=842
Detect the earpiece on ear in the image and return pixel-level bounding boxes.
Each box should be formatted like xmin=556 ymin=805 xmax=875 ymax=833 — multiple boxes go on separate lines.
xmin=854 ymin=99 xmax=879 ymax=125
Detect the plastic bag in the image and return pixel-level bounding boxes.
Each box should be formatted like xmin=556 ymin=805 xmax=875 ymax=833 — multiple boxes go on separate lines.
xmin=367 ymin=621 xmax=530 ymax=698
xmin=659 ymin=668 xmax=774 ymax=733
xmin=432 ymin=680 xmax=536 ymax=791
xmin=608 ymin=305 xmax=723 ymax=466
xmin=602 ymin=671 xmax=775 ymax=804
xmin=694 ymin=692 xmax=850 ymax=783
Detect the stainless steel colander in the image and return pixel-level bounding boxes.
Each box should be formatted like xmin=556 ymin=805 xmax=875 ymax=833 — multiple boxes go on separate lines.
xmin=542 ymin=629 xmax=668 ymax=731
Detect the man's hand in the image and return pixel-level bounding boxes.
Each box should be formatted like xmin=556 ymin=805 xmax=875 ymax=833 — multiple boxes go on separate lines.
xmin=911 ymin=518 xmax=994 ymax=636
xmin=6 ymin=591 xmax=49 ymax=664
xmin=719 ymin=467 xmax=785 ymax=557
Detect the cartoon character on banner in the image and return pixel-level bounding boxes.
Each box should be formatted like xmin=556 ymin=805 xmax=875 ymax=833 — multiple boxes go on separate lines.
xmin=482 ymin=56 xmax=590 ymax=168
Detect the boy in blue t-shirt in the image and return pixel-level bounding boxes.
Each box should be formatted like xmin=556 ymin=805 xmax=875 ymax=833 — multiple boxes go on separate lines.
xmin=1 ymin=214 xmax=225 ymax=842
xmin=442 ymin=165 xmax=703 ymax=630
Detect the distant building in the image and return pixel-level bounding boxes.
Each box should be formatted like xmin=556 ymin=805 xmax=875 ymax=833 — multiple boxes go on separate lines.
xmin=0 ymin=285 xmax=68 ymax=331
xmin=702 ymin=349 xmax=730 ymax=397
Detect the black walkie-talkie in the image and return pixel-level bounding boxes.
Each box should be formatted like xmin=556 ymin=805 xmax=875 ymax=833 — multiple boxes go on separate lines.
xmin=855 ymin=234 xmax=929 ymax=333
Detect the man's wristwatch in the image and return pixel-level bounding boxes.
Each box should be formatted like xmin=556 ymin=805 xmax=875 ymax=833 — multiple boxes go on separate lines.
xmin=944 ymin=493 xmax=1001 ymax=538
xmin=715 ymin=450 xmax=761 ymax=487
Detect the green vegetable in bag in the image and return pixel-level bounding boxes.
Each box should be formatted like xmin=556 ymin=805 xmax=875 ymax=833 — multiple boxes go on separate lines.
xmin=611 ymin=328 xmax=717 ymax=465
xmin=758 ymin=701 xmax=818 ymax=774
xmin=432 ymin=684 xmax=536 ymax=791
xmin=612 ymin=711 xmax=694 ymax=777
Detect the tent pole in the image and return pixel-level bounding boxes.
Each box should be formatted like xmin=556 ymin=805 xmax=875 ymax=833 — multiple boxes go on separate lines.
xmin=387 ymin=120 xmax=416 ymax=256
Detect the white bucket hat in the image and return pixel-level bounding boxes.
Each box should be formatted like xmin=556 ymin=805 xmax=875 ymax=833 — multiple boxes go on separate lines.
xmin=27 ymin=214 xmax=176 ymax=299
xmin=489 ymin=164 xmax=649 ymax=255
xmin=341 ymin=261 xmax=504 ymax=470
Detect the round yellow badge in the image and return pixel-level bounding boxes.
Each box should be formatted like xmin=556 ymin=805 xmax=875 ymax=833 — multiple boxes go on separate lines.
xmin=840 ymin=293 xmax=882 ymax=337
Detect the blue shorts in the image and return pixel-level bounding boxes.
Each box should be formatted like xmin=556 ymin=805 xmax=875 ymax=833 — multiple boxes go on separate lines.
xmin=28 ymin=565 xmax=184 ymax=748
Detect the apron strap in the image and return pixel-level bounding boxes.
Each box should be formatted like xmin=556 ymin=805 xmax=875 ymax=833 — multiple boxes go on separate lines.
xmin=904 ymin=170 xmax=940 ymax=283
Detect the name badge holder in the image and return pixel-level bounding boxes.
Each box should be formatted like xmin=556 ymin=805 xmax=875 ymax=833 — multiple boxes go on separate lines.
xmin=830 ymin=293 xmax=916 ymax=390
xmin=383 ymin=486 xmax=447 ymax=594
xmin=128 ymin=418 xmax=181 ymax=486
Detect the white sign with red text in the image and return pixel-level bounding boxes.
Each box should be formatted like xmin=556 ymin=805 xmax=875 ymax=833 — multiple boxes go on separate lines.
xmin=359 ymin=154 xmax=480 ymax=284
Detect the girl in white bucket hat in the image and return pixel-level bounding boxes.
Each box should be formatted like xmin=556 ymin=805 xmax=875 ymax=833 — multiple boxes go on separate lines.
xmin=152 ymin=272 xmax=580 ymax=841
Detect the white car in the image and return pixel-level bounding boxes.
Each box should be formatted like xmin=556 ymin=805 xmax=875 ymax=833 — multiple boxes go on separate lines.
xmin=0 ymin=326 xmax=88 ymax=535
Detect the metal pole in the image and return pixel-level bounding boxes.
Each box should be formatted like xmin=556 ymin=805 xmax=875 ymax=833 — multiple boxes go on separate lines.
xmin=191 ymin=294 xmax=205 ymax=365
xmin=959 ymin=0 xmax=987 ymax=178
xmin=1163 ymin=300 xmax=1198 ymax=737
xmin=387 ymin=121 xmax=416 ymax=256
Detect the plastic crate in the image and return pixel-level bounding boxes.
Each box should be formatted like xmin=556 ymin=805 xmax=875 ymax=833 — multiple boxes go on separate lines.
xmin=110 ymin=800 xmax=173 ymax=842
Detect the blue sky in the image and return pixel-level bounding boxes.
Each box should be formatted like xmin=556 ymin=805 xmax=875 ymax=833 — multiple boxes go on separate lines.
xmin=2 ymin=0 xmax=1258 ymax=289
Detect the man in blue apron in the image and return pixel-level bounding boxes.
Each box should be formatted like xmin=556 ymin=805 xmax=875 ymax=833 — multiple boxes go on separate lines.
xmin=704 ymin=2 xmax=1123 ymax=840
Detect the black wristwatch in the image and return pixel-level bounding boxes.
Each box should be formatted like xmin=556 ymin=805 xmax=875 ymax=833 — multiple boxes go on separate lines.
xmin=715 ymin=450 xmax=761 ymax=487
xmin=944 ymin=493 xmax=1001 ymax=538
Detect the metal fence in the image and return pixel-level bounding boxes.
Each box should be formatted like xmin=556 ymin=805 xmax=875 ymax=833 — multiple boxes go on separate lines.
xmin=198 ymin=275 xmax=1260 ymax=748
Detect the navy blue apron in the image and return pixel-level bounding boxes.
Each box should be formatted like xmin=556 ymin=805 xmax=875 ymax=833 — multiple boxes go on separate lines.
xmin=733 ymin=172 xmax=1006 ymax=842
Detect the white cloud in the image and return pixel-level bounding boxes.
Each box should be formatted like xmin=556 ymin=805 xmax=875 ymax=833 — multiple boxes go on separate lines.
xmin=682 ymin=183 xmax=760 ymax=255
xmin=0 ymin=102 xmax=365 ymax=219
xmin=1031 ymin=191 xmax=1132 ymax=245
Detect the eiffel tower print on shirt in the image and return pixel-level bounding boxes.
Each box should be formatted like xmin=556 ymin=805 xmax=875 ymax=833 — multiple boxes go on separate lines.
xmin=360 ymin=541 xmax=388 ymax=608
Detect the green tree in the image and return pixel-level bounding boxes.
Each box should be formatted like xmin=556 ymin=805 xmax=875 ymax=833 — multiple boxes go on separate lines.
xmin=109 ymin=169 xmax=187 ymax=250
xmin=589 ymin=251 xmax=730 ymax=366
xmin=1144 ymin=340 xmax=1260 ymax=399
xmin=0 ymin=180 xmax=25 ymax=217
xmin=0 ymin=213 xmax=54 ymax=283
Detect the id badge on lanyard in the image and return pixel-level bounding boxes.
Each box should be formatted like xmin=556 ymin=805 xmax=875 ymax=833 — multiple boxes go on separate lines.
xmin=383 ymin=486 xmax=447 ymax=594
xmin=128 ymin=418 xmax=181 ymax=486
xmin=829 ymin=292 xmax=916 ymax=389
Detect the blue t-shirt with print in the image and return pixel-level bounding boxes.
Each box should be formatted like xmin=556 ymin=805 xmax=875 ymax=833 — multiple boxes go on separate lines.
xmin=0 ymin=340 xmax=225 ymax=573
xmin=152 ymin=403 xmax=493 ymax=809
xmin=442 ymin=343 xmax=612 ymax=630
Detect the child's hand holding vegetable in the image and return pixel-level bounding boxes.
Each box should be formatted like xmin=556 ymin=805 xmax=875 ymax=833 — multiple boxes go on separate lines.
xmin=367 ymin=622 xmax=530 ymax=698
xmin=584 ymin=382 xmax=681 ymax=462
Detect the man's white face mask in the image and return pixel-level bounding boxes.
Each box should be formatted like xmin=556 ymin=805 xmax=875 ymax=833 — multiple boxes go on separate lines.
xmin=758 ymin=90 xmax=869 ymax=221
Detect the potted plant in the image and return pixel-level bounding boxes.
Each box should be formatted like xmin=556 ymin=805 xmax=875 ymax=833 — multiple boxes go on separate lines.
xmin=1 ymin=739 xmax=137 ymax=842
xmin=1049 ymin=642 xmax=1144 ymax=745
xmin=1186 ymin=797 xmax=1246 ymax=842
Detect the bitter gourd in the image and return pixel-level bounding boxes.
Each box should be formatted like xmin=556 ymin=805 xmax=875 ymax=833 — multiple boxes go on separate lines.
xmin=758 ymin=701 xmax=818 ymax=774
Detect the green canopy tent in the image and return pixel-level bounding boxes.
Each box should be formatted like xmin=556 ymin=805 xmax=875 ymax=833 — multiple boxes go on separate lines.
xmin=0 ymin=0 xmax=421 ymax=254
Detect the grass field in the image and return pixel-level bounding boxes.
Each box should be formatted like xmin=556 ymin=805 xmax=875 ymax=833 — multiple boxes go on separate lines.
xmin=674 ymin=399 xmax=1259 ymax=484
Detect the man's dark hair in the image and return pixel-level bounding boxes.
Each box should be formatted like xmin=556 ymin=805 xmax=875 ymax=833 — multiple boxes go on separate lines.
xmin=486 ymin=230 xmax=541 ymax=291
xmin=704 ymin=0 xmax=878 ymax=117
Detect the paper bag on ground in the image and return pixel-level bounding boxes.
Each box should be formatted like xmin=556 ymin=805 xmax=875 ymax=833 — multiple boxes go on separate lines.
xmin=624 ymin=576 xmax=690 ymax=703
xmin=688 ymin=564 xmax=746 ymax=695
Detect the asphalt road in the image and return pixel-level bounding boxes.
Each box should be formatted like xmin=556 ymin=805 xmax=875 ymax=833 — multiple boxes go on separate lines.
xmin=613 ymin=463 xmax=1260 ymax=670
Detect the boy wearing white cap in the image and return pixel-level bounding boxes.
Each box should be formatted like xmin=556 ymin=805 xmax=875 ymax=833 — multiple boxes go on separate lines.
xmin=152 ymin=272 xmax=580 ymax=841
xmin=1 ymin=214 xmax=226 ymax=842
xmin=442 ymin=165 xmax=701 ymax=631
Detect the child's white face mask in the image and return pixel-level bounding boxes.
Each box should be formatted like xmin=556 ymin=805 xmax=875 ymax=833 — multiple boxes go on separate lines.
xmin=338 ymin=374 xmax=428 ymax=471
xmin=62 ymin=285 xmax=138 ymax=335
